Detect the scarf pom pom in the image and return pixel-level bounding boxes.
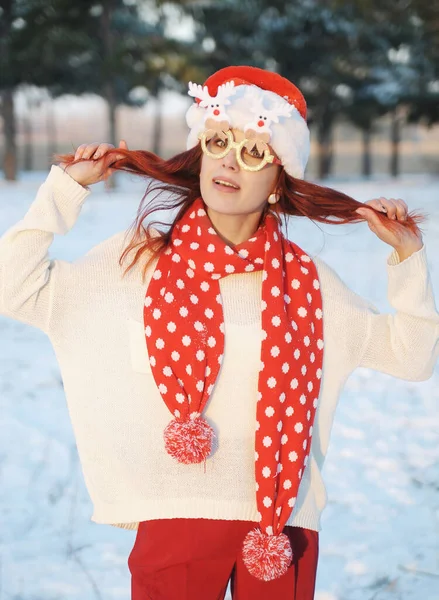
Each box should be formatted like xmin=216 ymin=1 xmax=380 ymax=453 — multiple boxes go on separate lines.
xmin=242 ymin=528 xmax=293 ymax=581
xmin=164 ymin=417 xmax=214 ymax=464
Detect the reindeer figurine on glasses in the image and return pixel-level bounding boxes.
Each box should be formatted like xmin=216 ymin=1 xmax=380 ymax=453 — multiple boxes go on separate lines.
xmin=188 ymin=81 xmax=237 ymax=141
xmin=243 ymin=90 xmax=294 ymax=155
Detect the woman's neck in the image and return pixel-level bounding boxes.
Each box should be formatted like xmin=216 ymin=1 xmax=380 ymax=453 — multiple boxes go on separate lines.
xmin=206 ymin=207 xmax=264 ymax=246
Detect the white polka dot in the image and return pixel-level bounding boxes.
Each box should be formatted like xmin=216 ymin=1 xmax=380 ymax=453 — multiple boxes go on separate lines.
xmin=301 ymin=365 xmax=307 ymax=375
xmin=153 ymin=308 xmax=161 ymax=320
xmin=196 ymin=380 xmax=204 ymax=392
xmin=174 ymin=409 xmax=181 ymax=418
xmin=204 ymin=262 xmax=214 ymax=272
xmin=179 ymin=307 xmax=188 ymax=317
xmin=308 ymin=381 xmax=313 ymax=392
xmin=196 ymin=350 xmax=205 ymax=361
xmin=291 ymin=320 xmax=298 ymax=331
xmin=271 ymin=258 xmax=280 ymax=268
xmin=281 ymin=434 xmax=288 ymax=445
xmin=304 ymin=336 xmax=310 ymax=347
xmin=316 ymin=368 xmax=322 ymax=379
xmin=181 ymin=224 xmax=190 ymax=233
xmin=282 ymin=362 xmax=290 ymax=373
xmin=262 ymin=466 xmax=271 ymax=478
xmin=288 ymin=497 xmax=296 ymax=508
xmin=167 ymin=322 xmax=176 ymax=333
xmin=315 ymin=308 xmax=323 ymax=320
xmin=255 ymin=451 xmax=259 ymax=461
xmin=158 ymin=383 xmax=167 ymax=394
xmin=313 ymin=279 xmax=320 ymax=289
xmin=266 ymin=525 xmax=273 ymax=535
xmin=285 ymin=332 xmax=292 ymax=343
xmin=285 ymin=252 xmax=294 ymax=262
xmin=186 ymin=268 xmax=194 ymax=278
xmin=289 ymin=451 xmax=298 ymax=462
xmin=307 ymin=293 xmax=312 ymax=303
xmin=200 ymin=281 xmax=210 ymax=292
xmin=290 ymin=378 xmax=298 ymax=390
xmin=262 ymin=270 xmax=268 ymax=281
xmin=291 ymin=279 xmax=300 ymax=289
xmin=194 ymin=321 xmax=204 ymax=332
xmin=313 ymin=397 xmax=318 ymax=408
xmin=270 ymin=346 xmax=280 ymax=357
xmin=264 ymin=241 xmax=271 ymax=251
xmin=144 ymin=296 xmax=152 ymax=307
xmin=176 ymin=393 xmax=185 ymax=403
xmin=310 ymin=352 xmax=315 ymax=363
xmin=294 ymin=349 xmax=300 ymax=359
xmin=162 ymin=366 xmax=172 ymax=377
xmin=300 ymin=394 xmax=306 ymax=405
xmin=145 ymin=325 xmax=151 ymax=337
xmin=279 ymin=392 xmax=286 ymax=403
xmin=205 ymin=308 xmax=214 ymax=319
xmin=186 ymin=364 xmax=192 ymax=375
xmin=171 ymin=351 xmax=180 ymax=361
xmin=190 ymin=242 xmax=199 ymax=250
xmin=261 ymin=300 xmax=267 ymax=311
xmin=245 ymin=264 xmax=255 ymax=272
xmin=190 ymin=294 xmax=199 ymax=304
xmin=317 ymin=339 xmax=324 ymax=350
xmin=263 ymin=436 xmax=272 ymax=447
xmin=153 ymin=269 xmax=162 ymax=280
xmin=276 ymin=506 xmax=282 ymax=517
xmin=265 ymin=406 xmax=275 ymax=417
xmin=261 ymin=329 xmax=267 ymax=340
xmin=286 ymin=406 xmax=294 ymax=417
xmin=207 ymin=244 xmax=215 ymax=253
xmin=284 ymin=294 xmax=291 ymax=304
xmin=156 ymin=338 xmax=165 ymax=349
xmin=298 ymin=306 xmax=307 ymax=318
xmin=225 ymin=264 xmax=235 ymax=273
xmin=283 ymin=479 xmax=292 ymax=490
xmin=277 ymin=420 xmax=283 ymax=432
xmin=182 ymin=335 xmax=191 ymax=346
xmin=164 ymin=292 xmax=174 ymax=303
xmin=307 ymin=410 xmax=311 ymax=421
xmin=295 ymin=422 xmax=303 ymax=433
xmin=271 ymin=316 xmax=281 ymax=327
xmin=271 ymin=286 xmax=280 ymax=297
xmin=173 ymin=239 xmax=182 ymax=246
xmin=207 ymin=336 xmax=216 ymax=347
xmin=176 ymin=279 xmax=185 ymax=289
xmin=263 ymin=496 xmax=272 ymax=508
xmin=301 ymin=266 xmax=309 ymax=275
xmin=267 ymin=376 xmax=276 ymax=389
xmin=172 ymin=253 xmax=181 ymax=263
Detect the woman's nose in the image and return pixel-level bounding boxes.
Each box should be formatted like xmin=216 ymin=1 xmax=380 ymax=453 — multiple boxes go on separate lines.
xmin=221 ymin=148 xmax=239 ymax=170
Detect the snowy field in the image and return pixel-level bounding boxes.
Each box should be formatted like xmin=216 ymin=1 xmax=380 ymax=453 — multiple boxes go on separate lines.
xmin=0 ymin=170 xmax=438 ymax=600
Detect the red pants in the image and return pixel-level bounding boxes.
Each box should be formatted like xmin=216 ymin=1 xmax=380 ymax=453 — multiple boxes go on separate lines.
xmin=128 ymin=518 xmax=319 ymax=599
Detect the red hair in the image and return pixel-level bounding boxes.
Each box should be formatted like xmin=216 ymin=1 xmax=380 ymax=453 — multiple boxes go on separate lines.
xmin=56 ymin=146 xmax=426 ymax=282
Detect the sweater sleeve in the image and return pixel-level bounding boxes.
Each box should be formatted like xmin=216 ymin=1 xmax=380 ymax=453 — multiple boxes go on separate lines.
xmin=0 ymin=165 xmax=90 ymax=333
xmin=357 ymin=245 xmax=439 ymax=381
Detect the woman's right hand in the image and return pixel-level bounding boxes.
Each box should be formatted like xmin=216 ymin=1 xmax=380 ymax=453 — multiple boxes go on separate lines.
xmin=58 ymin=140 xmax=128 ymax=187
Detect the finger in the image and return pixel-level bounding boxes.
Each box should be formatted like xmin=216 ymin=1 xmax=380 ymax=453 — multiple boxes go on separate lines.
xmin=356 ymin=206 xmax=384 ymax=229
xmin=92 ymin=143 xmax=115 ymax=160
xmin=393 ymin=198 xmax=408 ymax=221
xmin=364 ymin=198 xmax=388 ymax=213
xmin=379 ymin=198 xmax=398 ymax=220
xmin=82 ymin=143 xmax=102 ymax=160
xmin=119 ymin=139 xmax=128 ymax=150
xmin=74 ymin=144 xmax=88 ymax=161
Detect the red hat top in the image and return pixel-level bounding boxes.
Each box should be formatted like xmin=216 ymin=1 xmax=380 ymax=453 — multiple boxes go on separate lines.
xmin=201 ymin=65 xmax=307 ymax=121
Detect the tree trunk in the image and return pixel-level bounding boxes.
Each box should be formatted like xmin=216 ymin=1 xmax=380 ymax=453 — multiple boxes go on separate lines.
xmin=101 ymin=1 xmax=117 ymax=189
xmin=152 ymin=91 xmax=162 ymax=156
xmin=47 ymin=98 xmax=57 ymax=167
xmin=23 ymin=113 xmax=32 ymax=172
xmin=362 ymin=126 xmax=372 ymax=178
xmin=2 ymin=89 xmax=17 ymax=181
xmin=316 ymin=118 xmax=334 ymax=179
xmin=390 ymin=107 xmax=401 ymax=178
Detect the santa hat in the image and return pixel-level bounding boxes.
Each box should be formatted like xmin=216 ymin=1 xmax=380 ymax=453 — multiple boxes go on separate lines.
xmin=185 ymin=65 xmax=310 ymax=179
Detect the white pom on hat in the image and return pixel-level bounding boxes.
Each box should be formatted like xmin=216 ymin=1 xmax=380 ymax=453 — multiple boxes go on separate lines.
xmin=185 ymin=65 xmax=310 ymax=179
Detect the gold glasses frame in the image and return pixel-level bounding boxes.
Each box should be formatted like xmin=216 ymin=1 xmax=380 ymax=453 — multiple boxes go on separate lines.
xmin=198 ymin=129 xmax=281 ymax=172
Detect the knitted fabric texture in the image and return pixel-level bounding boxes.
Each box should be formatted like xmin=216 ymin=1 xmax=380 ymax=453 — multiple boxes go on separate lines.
xmin=143 ymin=197 xmax=324 ymax=579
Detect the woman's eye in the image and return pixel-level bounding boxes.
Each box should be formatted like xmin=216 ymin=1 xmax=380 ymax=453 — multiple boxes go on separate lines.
xmin=215 ymin=139 xmax=226 ymax=147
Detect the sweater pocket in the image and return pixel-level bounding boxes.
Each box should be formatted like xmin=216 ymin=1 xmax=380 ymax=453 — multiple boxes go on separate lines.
xmin=128 ymin=318 xmax=153 ymax=374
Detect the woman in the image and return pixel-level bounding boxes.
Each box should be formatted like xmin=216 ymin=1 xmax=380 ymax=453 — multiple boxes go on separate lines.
xmin=1 ymin=66 xmax=438 ymax=600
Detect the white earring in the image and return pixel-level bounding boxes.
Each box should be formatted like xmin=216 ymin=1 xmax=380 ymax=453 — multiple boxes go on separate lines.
xmin=268 ymin=193 xmax=279 ymax=205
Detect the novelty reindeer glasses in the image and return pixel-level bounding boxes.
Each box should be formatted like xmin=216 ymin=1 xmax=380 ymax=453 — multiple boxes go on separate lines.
xmin=187 ymin=81 xmax=294 ymax=172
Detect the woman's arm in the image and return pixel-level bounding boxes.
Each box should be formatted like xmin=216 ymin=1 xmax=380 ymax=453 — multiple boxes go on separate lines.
xmin=358 ymin=245 xmax=439 ymax=381
xmin=0 ymin=166 xmax=90 ymax=333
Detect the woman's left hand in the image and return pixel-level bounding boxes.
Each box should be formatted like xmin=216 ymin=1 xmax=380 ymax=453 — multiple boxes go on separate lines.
xmin=355 ymin=197 xmax=423 ymax=261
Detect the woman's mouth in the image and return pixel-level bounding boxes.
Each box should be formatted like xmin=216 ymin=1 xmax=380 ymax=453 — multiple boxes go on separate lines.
xmin=212 ymin=177 xmax=240 ymax=192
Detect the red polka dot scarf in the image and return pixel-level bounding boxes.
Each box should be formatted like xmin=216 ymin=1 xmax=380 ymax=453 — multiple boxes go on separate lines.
xmin=144 ymin=197 xmax=324 ymax=581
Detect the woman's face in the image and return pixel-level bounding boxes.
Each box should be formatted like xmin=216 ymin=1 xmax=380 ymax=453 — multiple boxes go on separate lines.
xmin=199 ymin=128 xmax=281 ymax=219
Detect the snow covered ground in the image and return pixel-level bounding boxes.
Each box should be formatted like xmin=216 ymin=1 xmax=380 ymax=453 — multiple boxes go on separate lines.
xmin=1 ymin=170 xmax=438 ymax=600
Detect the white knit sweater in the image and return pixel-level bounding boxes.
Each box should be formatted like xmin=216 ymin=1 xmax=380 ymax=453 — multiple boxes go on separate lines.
xmin=1 ymin=165 xmax=438 ymax=533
